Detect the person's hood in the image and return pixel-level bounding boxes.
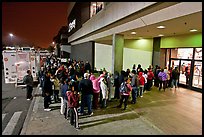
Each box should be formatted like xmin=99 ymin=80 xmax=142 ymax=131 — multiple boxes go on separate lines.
xmin=139 ymin=72 xmax=143 ymax=76
xmin=90 ymin=75 xmax=96 ymax=80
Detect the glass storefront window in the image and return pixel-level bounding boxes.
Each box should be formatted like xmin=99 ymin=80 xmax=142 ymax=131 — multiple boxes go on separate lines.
xmin=179 ymin=60 xmax=191 ymax=85
xmin=192 ymin=61 xmax=202 ymax=88
xmin=90 ymin=2 xmax=104 ymax=18
xmin=177 ymin=48 xmax=193 ymax=59
xmin=194 ymin=48 xmax=202 ymax=60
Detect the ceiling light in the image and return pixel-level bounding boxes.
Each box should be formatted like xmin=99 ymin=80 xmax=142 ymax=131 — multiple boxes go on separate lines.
xmin=131 ymin=32 xmax=136 ymax=35
xmin=158 ymin=34 xmax=164 ymax=37
xmin=190 ymin=29 xmax=197 ymax=32
xmin=157 ymin=26 xmax=165 ymax=29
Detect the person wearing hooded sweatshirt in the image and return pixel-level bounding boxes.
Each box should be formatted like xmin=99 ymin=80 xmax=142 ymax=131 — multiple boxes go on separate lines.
xmin=138 ymin=72 xmax=145 ymax=97
xmin=90 ymin=73 xmax=104 ymax=109
xmin=99 ymin=75 xmax=109 ymax=108
xmin=158 ymin=68 xmax=168 ymax=91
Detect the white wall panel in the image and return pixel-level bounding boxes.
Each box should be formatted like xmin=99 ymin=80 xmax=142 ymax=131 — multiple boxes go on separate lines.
xmin=123 ymin=48 xmax=152 ymax=71
xmin=95 ymin=43 xmax=112 ymax=73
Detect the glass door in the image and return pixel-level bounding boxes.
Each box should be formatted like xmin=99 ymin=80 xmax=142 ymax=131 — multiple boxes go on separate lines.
xmin=179 ymin=60 xmax=191 ymax=86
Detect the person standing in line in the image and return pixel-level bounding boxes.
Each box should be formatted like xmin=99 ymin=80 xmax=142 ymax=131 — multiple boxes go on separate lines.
xmin=100 ymin=75 xmax=109 ymax=108
xmin=146 ymin=67 xmax=154 ymax=91
xmin=78 ymin=73 xmax=93 ymax=116
xmin=143 ymin=69 xmax=148 ymax=93
xmin=23 ymin=70 xmax=34 ymax=100
xmin=117 ymin=77 xmax=132 ymax=110
xmin=158 ymin=68 xmax=168 ymax=91
xmin=67 ymin=81 xmax=80 ymax=129
xmin=171 ymin=67 xmax=180 ymax=89
xmin=107 ymin=72 xmax=113 ymax=102
xmin=138 ymin=72 xmax=145 ymax=97
xmin=113 ymin=71 xmax=120 ymax=99
xmin=90 ymin=73 xmax=104 ymax=109
xmin=130 ymin=70 xmax=138 ymax=104
xmin=61 ymin=78 xmax=70 ymax=118
xmin=42 ymin=71 xmax=53 ymax=111
xmin=52 ymin=75 xmax=60 ymax=103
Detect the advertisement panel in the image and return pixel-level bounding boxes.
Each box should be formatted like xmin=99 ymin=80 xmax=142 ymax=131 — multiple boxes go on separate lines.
xmin=2 ymin=50 xmax=17 ymax=83
xmin=30 ymin=51 xmax=38 ymax=81
xmin=16 ymin=51 xmax=31 ymax=83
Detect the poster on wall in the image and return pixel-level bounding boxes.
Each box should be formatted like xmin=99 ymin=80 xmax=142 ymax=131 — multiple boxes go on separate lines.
xmin=16 ymin=51 xmax=31 ymax=83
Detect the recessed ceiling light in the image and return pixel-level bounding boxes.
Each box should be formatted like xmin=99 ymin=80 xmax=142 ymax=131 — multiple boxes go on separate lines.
xmin=157 ymin=26 xmax=165 ymax=29
xmin=158 ymin=34 xmax=164 ymax=37
xmin=190 ymin=29 xmax=197 ymax=32
xmin=131 ymin=32 xmax=136 ymax=35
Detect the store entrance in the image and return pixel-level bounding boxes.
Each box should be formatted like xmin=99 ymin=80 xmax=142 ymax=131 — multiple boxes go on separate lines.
xmin=170 ymin=59 xmax=192 ymax=88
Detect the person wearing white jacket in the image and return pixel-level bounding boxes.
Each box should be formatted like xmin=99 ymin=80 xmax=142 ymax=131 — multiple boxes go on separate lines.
xmin=100 ymin=76 xmax=109 ymax=108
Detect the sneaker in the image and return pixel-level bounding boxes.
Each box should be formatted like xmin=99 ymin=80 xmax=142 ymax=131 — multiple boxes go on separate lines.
xmin=78 ymin=113 xmax=84 ymax=116
xmin=88 ymin=112 xmax=93 ymax=116
xmin=140 ymin=96 xmax=143 ymax=98
xmin=27 ymin=99 xmax=31 ymax=100
xmin=44 ymin=108 xmax=51 ymax=111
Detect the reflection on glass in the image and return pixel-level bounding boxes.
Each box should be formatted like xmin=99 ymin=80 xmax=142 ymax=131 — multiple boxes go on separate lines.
xmin=170 ymin=60 xmax=179 ymax=69
xmin=179 ymin=61 xmax=191 ymax=85
xmin=177 ymin=48 xmax=193 ymax=59
xmin=194 ymin=48 xmax=202 ymax=60
xmin=193 ymin=61 xmax=202 ymax=88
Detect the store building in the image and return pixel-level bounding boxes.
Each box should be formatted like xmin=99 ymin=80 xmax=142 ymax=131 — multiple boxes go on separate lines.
xmin=67 ymin=2 xmax=202 ymax=92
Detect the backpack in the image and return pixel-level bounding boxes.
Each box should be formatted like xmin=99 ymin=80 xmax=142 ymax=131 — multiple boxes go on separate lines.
xmin=119 ymin=82 xmax=128 ymax=93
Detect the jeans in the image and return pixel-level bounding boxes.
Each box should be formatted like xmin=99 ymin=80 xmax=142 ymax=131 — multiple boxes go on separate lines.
xmin=80 ymin=94 xmax=92 ymax=114
xmin=172 ymin=79 xmax=178 ymax=88
xmin=139 ymin=86 xmax=144 ymax=96
xmin=131 ymin=87 xmax=137 ymax=103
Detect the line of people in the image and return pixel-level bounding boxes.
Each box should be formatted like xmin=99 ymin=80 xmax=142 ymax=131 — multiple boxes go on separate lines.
xmin=37 ymin=55 xmax=180 ymax=129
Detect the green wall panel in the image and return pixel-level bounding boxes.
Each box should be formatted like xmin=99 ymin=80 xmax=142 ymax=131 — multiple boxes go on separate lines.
xmin=161 ymin=33 xmax=202 ymax=48
xmin=124 ymin=39 xmax=153 ymax=51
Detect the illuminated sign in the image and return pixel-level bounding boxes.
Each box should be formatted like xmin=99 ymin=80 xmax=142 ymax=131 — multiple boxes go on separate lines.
xmin=68 ymin=19 xmax=76 ymax=32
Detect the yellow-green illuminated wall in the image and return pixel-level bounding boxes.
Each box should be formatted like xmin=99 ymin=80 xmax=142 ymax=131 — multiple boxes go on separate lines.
xmin=161 ymin=33 xmax=202 ymax=48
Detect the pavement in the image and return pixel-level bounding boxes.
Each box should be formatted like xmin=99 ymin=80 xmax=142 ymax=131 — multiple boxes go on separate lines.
xmin=21 ymin=87 xmax=202 ymax=135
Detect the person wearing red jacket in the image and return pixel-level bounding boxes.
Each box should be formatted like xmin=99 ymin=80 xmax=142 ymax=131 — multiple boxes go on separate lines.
xmin=67 ymin=82 xmax=80 ymax=129
xmin=147 ymin=68 xmax=154 ymax=91
xmin=117 ymin=77 xmax=132 ymax=110
xmin=138 ymin=72 xmax=145 ymax=97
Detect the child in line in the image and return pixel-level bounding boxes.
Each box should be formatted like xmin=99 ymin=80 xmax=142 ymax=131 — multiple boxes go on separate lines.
xmin=67 ymin=81 xmax=80 ymax=129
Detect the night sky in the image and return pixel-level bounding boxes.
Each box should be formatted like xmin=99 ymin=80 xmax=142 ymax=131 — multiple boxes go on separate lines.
xmin=2 ymin=2 xmax=70 ymax=48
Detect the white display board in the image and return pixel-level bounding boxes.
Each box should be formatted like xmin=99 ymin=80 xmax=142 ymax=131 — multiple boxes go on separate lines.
xmin=2 ymin=50 xmax=17 ymax=83
xmin=16 ymin=51 xmax=31 ymax=83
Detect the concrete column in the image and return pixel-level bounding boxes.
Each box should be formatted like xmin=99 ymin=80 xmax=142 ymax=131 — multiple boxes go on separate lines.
xmin=152 ymin=37 xmax=161 ymax=67
xmin=112 ymin=34 xmax=124 ymax=74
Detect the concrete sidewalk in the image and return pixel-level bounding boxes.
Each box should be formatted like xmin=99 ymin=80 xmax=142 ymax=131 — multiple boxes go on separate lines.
xmin=20 ymin=86 xmax=164 ymax=135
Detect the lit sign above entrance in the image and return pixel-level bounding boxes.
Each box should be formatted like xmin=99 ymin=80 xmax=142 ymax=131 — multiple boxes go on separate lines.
xmin=68 ymin=19 xmax=76 ymax=32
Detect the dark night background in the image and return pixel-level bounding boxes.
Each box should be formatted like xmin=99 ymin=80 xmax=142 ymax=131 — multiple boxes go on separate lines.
xmin=2 ymin=2 xmax=71 ymax=48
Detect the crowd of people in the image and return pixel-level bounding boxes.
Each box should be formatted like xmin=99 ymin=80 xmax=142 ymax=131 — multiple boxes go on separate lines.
xmin=34 ymin=55 xmax=180 ymax=129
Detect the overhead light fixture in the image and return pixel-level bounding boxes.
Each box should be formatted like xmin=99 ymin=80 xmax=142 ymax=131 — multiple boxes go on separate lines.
xmin=158 ymin=34 xmax=164 ymax=37
xmin=131 ymin=32 xmax=136 ymax=35
xmin=157 ymin=26 xmax=165 ymax=29
xmin=190 ymin=29 xmax=197 ymax=32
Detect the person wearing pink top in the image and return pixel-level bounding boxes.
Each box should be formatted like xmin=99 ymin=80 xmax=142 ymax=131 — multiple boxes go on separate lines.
xmin=90 ymin=73 xmax=104 ymax=109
